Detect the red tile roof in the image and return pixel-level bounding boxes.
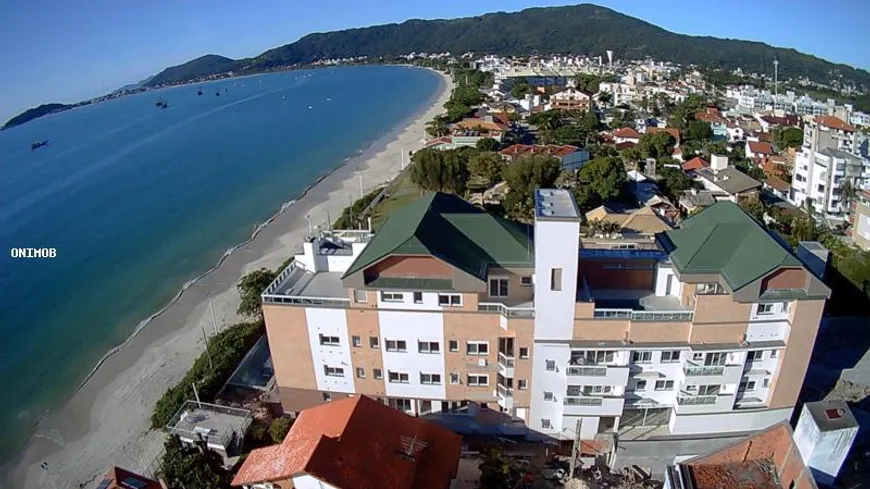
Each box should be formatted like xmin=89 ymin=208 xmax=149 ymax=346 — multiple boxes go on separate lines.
xmin=499 ymin=144 xmax=580 ymax=159
xmin=232 ymin=396 xmax=462 ymax=489
xmin=99 ymin=467 xmax=161 ymax=489
xmin=423 ymin=136 xmax=452 ymax=148
xmin=646 ymin=126 xmax=681 ymax=143
xmin=453 ymin=118 xmax=507 ymax=132
xmin=765 ymin=176 xmax=791 ymax=192
xmin=814 ymin=115 xmax=855 ymax=132
xmin=748 ymin=141 xmax=775 ymax=155
xmin=615 ymin=141 xmax=637 ymax=150
xmin=682 ymin=156 xmax=709 ymax=171
xmin=614 ymin=127 xmax=641 ymax=139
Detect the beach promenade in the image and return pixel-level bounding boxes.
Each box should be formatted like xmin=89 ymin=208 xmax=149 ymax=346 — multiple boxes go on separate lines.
xmin=2 ymin=69 xmax=453 ymax=489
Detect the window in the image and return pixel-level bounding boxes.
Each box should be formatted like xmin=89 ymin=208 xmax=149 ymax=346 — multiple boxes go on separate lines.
xmin=661 ymin=351 xmax=681 ymax=363
xmin=756 ymin=303 xmax=775 ymax=315
xmin=322 ymin=392 xmax=332 ymax=402
xmin=351 ymin=336 xmax=361 ymax=347
xmin=355 ymin=368 xmax=365 ymax=378
xmin=544 ymin=391 xmax=555 ymax=401
xmin=319 ymin=334 xmax=340 ymax=346
xmin=420 ymin=400 xmax=433 ymax=415
xmin=635 ymin=380 xmax=647 ymax=391
xmin=369 ymin=336 xmax=380 ymax=348
xmin=519 ymin=347 xmax=530 ymax=359
xmin=391 ymin=398 xmax=412 ymax=412
xmin=468 ymin=374 xmax=489 ymax=386
xmin=385 ymin=339 xmax=407 ymax=352
xmin=417 ymin=341 xmax=440 ymax=354
xmin=696 ymin=282 xmax=726 ymax=295
xmin=449 ymin=340 xmax=458 ymax=352
xmin=739 ymin=380 xmax=756 ymax=392
xmin=438 ymin=293 xmax=462 ymax=307
xmin=545 ymin=360 xmax=556 ymax=371
xmin=698 ymin=385 xmax=720 ymax=395
xmin=655 ymin=380 xmax=675 ymax=391
xmin=572 ymin=350 xmax=615 ymax=365
xmin=353 ymin=289 xmax=367 ymax=303
xmin=631 ymin=351 xmax=652 ymax=364
xmin=692 ymin=353 xmax=704 ymax=362
xmin=450 ymin=373 xmax=460 ymax=384
xmin=413 ymin=291 xmax=423 ymax=304
xmin=569 ymin=385 xmax=612 ymax=396
xmin=388 ymin=371 xmax=410 ymax=383
xmin=381 ymin=291 xmax=403 ymax=303
xmin=373 ymin=368 xmax=383 ymax=380
xmin=420 ymin=373 xmax=442 ymax=385
xmin=541 ymin=419 xmax=552 ymax=430
xmin=770 ymin=350 xmax=779 ymax=359
xmin=763 ymin=378 xmax=770 ymax=388
xmin=550 ymin=268 xmax=563 ymax=291
xmin=467 ymin=341 xmax=489 ymax=355
xmin=324 ymin=365 xmax=344 ymax=377
xmin=705 ymin=353 xmax=726 ymax=366
xmin=518 ymin=379 xmax=528 ymax=390
xmin=747 ymin=350 xmax=763 ymax=363
xmin=489 ymin=277 xmax=509 ymax=297
xmin=521 ymin=276 xmax=533 ymax=287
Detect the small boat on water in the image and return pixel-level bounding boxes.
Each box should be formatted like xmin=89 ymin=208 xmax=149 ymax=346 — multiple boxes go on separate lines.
xmin=31 ymin=140 xmax=49 ymax=151
xmin=215 ymin=91 xmax=221 ymax=97
xmin=197 ymin=89 xmax=203 ymax=96
xmin=155 ymin=98 xmax=168 ymax=109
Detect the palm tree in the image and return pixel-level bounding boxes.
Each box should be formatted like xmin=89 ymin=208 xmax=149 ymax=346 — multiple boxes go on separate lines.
xmin=841 ymin=179 xmax=857 ymax=213
xmin=597 ymin=91 xmax=613 ymax=109
xmin=425 ymin=117 xmax=449 ymax=138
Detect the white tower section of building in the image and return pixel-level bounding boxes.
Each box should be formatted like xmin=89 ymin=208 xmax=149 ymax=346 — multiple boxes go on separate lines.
xmin=606 ymin=50 xmax=614 ymax=70
xmin=529 ymin=189 xmax=580 ymax=437
xmin=793 ymin=400 xmax=859 ymax=486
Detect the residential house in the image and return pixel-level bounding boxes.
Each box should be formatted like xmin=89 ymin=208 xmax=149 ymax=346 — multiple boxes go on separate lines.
xmin=804 ymin=115 xmax=858 ymax=154
xmin=424 ymin=117 xmax=508 ymax=150
xmin=791 ymin=147 xmax=868 ymax=217
xmin=584 ymin=205 xmax=673 ymax=243
xmin=548 ymin=87 xmax=593 ymax=111
xmin=694 ymin=155 xmax=762 ymax=203
xmin=614 ymin=127 xmax=641 ymax=145
xmin=682 ymin=156 xmax=709 ymax=173
xmin=259 ymin=189 xmax=829 ymax=441
xmin=232 ymin=396 xmax=462 ymax=489
xmin=679 ymin=188 xmax=719 ymax=214
xmin=746 ymin=141 xmax=775 ymax=161
xmin=663 ymin=422 xmax=818 ymax=489
xmin=499 ymin=144 xmax=590 ymax=171
xmin=764 ymin=176 xmax=792 ymax=200
xmin=95 ymin=467 xmax=161 ymax=489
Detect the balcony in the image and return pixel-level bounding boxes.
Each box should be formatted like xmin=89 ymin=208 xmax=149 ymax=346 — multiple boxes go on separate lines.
xmin=262 ymin=261 xmax=350 ymax=307
xmin=590 ymin=289 xmax=694 ymax=322
xmin=478 ymin=301 xmax=534 ymax=318
xmin=498 ymin=353 xmax=515 ymax=377
xmin=674 ymin=393 xmax=735 ymax=414
xmin=567 ymin=365 xmax=630 ymax=386
xmin=563 ymin=396 xmax=624 ymax=416
xmin=683 ymin=366 xmax=725 ymax=376
xmin=681 ymin=364 xmax=744 ymax=384
xmin=497 ymin=384 xmax=514 ymax=410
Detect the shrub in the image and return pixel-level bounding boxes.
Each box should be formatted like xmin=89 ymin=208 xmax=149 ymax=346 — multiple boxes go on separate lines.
xmin=269 ymin=417 xmax=294 ymax=443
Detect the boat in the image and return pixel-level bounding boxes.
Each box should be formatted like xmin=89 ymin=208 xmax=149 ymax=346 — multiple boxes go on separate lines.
xmin=155 ymin=98 xmax=168 ymax=109
xmin=308 ymin=106 xmax=313 ymax=110
xmin=215 ymin=91 xmax=220 ymax=97
xmin=197 ymin=89 xmax=203 ymax=96
xmin=31 ymin=140 xmax=49 ymax=151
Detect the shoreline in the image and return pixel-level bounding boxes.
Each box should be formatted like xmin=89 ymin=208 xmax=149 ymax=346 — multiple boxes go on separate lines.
xmin=1 ymin=67 xmax=452 ymax=489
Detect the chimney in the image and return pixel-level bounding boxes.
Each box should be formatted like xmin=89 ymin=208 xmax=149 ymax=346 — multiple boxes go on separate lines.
xmin=710 ymin=155 xmax=728 ymax=172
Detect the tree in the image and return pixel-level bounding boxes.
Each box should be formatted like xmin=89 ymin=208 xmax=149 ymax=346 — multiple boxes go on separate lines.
xmin=597 ymin=91 xmax=613 ymax=108
xmin=503 ymin=156 xmax=561 ymax=220
xmin=160 ymin=435 xmax=232 ymax=489
xmin=842 ymin=179 xmax=857 ymax=208
xmin=269 ymin=417 xmax=294 ymax=443
xmin=668 ymin=94 xmax=706 ymax=131
xmin=574 ymin=73 xmax=601 ymax=94
xmin=529 ymin=110 xmax=563 ymax=132
xmin=409 ymin=148 xmax=470 ymax=194
xmin=578 ymin=110 xmax=601 ymax=145
xmin=237 ymin=268 xmax=278 ymax=319
xmin=774 ymin=127 xmax=803 ymax=149
xmin=479 ymin=447 xmax=514 ymax=489
xmin=476 ymin=137 xmax=501 ymax=152
xmin=468 ymin=152 xmax=505 ymax=186
xmin=658 ymin=167 xmax=700 ymax=201
xmin=740 ymin=199 xmax=765 ymax=222
xmin=610 ymin=107 xmax=636 ymax=129
xmin=637 ymin=131 xmax=676 ymax=160
xmin=425 ymin=116 xmax=449 ymax=138
xmin=510 ymin=80 xmax=532 ymax=99
xmin=578 ymin=156 xmax=628 ymax=202
xmin=552 ymin=123 xmax=585 ymax=146
xmin=684 ymin=120 xmax=713 ymax=143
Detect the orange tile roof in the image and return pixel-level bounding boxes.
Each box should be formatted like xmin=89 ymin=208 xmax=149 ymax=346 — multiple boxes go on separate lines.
xmin=98 ymin=467 xmax=161 ymax=489
xmin=765 ymin=176 xmax=791 ymax=192
xmin=682 ymin=156 xmax=709 ymax=171
xmin=614 ymin=127 xmax=641 ymax=139
xmin=453 ymin=118 xmax=507 ymax=132
xmin=499 ymin=144 xmax=580 ymax=159
xmin=646 ymin=126 xmax=681 ymax=143
xmin=814 ymin=115 xmax=855 ymax=132
xmin=748 ymin=141 xmax=775 ymax=155
xmin=615 ymin=141 xmax=637 ymax=150
xmin=232 ymin=396 xmax=462 ymax=489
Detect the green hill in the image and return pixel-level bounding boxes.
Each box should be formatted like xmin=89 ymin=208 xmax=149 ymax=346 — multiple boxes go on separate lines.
xmin=2 ymin=103 xmax=74 ymax=130
xmin=146 ymin=54 xmax=240 ymax=86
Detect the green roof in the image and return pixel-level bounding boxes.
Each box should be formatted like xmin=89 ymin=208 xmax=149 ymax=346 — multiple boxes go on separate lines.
xmin=662 ymin=202 xmax=802 ymax=291
xmin=343 ymin=192 xmax=534 ymax=281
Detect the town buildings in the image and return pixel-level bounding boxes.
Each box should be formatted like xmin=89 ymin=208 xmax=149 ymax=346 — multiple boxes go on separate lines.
xmin=499 ymin=144 xmax=590 ymax=171
xmin=260 ymin=189 xmax=830 ymax=442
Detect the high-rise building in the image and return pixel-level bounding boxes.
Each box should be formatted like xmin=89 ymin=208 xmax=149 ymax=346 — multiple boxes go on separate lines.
xmin=261 ymin=191 xmax=830 ymax=440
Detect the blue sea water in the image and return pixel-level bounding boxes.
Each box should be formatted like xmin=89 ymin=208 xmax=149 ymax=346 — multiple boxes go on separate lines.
xmin=0 ymin=65 xmax=440 ymax=459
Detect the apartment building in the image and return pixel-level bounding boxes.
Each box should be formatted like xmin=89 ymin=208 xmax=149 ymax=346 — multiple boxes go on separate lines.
xmin=261 ymin=191 xmax=829 ymax=442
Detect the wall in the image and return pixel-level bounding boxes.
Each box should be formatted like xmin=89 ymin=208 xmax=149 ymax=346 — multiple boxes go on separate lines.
xmin=668 ymin=407 xmax=793 ymax=435
xmin=769 ymin=300 xmax=825 ymax=408
xmin=263 ymin=305 xmax=316 ymax=392
xmin=306 ymin=308 xmax=356 ymax=394
xmin=378 ymin=310 xmax=447 ymax=400
xmin=579 ymin=259 xmax=656 ymax=290
xmin=761 ymin=268 xmax=807 ymax=292
xmin=654 ymin=267 xmax=683 ymax=298
xmin=529 ymin=343 xmax=570 ymax=435
xmin=534 ymin=218 xmax=580 ymax=340
xmin=366 ymin=255 xmax=453 ymax=279
xmin=443 ymin=311 xmax=502 ymax=403
xmin=292 ymin=474 xmax=339 ymax=489
xmin=346 ymin=308 xmax=386 ymax=397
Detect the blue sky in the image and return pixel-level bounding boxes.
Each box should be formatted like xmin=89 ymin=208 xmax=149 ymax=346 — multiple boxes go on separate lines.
xmin=1 ymin=0 xmax=868 ymax=122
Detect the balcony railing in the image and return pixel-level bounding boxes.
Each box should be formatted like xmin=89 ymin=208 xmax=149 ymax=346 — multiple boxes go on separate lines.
xmin=564 ymin=396 xmax=604 ymax=406
xmin=497 ymin=353 xmax=515 ymax=368
xmin=567 ymin=366 xmax=607 ymax=376
xmin=593 ymin=308 xmax=694 ymax=322
xmin=478 ymin=302 xmax=535 ymax=318
xmin=262 ymin=295 xmax=350 ymax=307
xmin=683 ymin=365 xmax=725 ymax=376
xmin=677 ymin=395 xmax=717 ymax=405
xmin=497 ymin=385 xmax=514 ymax=397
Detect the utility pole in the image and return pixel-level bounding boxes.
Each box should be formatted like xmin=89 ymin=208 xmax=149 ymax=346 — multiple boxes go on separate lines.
xmin=208 ymin=294 xmax=218 ymax=335
xmin=201 ymin=324 xmax=214 ymax=371
xmin=568 ymin=418 xmax=582 ymax=479
xmin=773 ymin=58 xmax=779 ymax=98
xmin=357 ymin=169 xmax=364 ymax=199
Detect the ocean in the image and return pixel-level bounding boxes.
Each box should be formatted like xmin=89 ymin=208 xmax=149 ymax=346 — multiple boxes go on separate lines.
xmin=0 ymin=65 xmax=441 ymax=460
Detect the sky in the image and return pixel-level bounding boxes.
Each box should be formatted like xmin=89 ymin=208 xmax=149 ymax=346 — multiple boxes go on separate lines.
xmin=1 ymin=0 xmax=869 ymax=122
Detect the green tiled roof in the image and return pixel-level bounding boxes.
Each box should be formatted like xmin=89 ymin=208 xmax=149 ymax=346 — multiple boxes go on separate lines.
xmin=343 ymin=192 xmax=534 ymax=280
xmin=662 ymin=202 xmax=802 ymax=291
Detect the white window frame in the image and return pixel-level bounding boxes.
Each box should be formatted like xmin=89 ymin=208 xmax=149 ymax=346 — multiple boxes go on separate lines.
xmin=438 ymin=293 xmax=462 ymax=307
xmin=747 ymin=350 xmax=763 ymax=363
xmin=520 ymin=276 xmax=533 ymax=287
xmin=763 ymin=378 xmax=770 ymax=388
xmin=373 ymin=368 xmax=383 ymax=380
xmin=635 ymin=380 xmax=647 ymax=391
xmin=324 ymin=365 xmax=344 ymax=377
xmin=381 ymin=291 xmax=404 ymax=303
xmin=661 ymin=350 xmax=681 ymax=363
xmin=692 ymin=352 xmax=704 ymax=362
xmin=541 ymin=418 xmax=552 ymax=430
xmin=467 ymin=374 xmax=489 ymax=386
xmin=518 ymin=379 xmax=528 ymax=390
xmin=385 ymin=339 xmax=407 ymax=352
xmin=488 ymin=276 xmax=509 ymax=297
xmin=756 ymin=303 xmax=776 ymax=315
xmin=655 ymin=380 xmax=674 ymax=391
xmin=413 ymin=291 xmax=423 ymax=304
xmin=449 ymin=372 xmax=460 ymax=384
xmin=353 ymin=289 xmax=367 ymax=303
xmin=355 ymin=367 xmax=365 ymax=378
xmin=322 ymin=392 xmax=332 ymax=402
xmin=519 ymin=347 xmax=529 ymax=359
xmin=466 ymin=341 xmax=489 ymax=356
xmin=770 ymin=350 xmax=779 ymax=358
xmin=351 ymin=335 xmax=361 ymax=347
xmin=698 ymin=384 xmax=720 ymax=395
xmin=370 ymin=336 xmax=380 ymax=348
xmin=543 ymin=391 xmax=555 ymax=401
xmin=319 ymin=334 xmax=340 ymax=346
xmin=388 ymin=371 xmax=410 ymax=383
xmin=420 ymin=373 xmax=442 ymax=385
xmin=631 ymin=351 xmax=652 ymax=364
xmin=418 ymin=341 xmax=440 ymax=354
xmin=448 ymin=340 xmax=458 ymax=352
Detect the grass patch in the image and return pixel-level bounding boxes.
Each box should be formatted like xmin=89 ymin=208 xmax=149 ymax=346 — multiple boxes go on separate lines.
xmin=151 ymin=321 xmax=265 ymax=429
xmin=333 ymin=186 xmax=383 ymax=229
xmin=370 ymin=172 xmax=423 ymax=229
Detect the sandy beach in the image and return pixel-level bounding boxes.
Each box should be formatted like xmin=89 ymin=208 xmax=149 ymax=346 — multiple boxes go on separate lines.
xmin=2 ymin=68 xmax=452 ymax=489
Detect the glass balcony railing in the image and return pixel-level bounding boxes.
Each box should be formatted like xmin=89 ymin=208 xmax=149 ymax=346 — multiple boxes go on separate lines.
xmin=566 ymin=366 xmax=607 ymax=376
xmin=497 ymin=353 xmax=515 ymax=368
xmin=564 ymin=396 xmax=604 ymax=406
xmin=497 ymin=385 xmax=514 ymax=397
xmin=677 ymin=395 xmax=717 ymax=405
xmin=683 ymin=365 xmax=725 ymax=376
